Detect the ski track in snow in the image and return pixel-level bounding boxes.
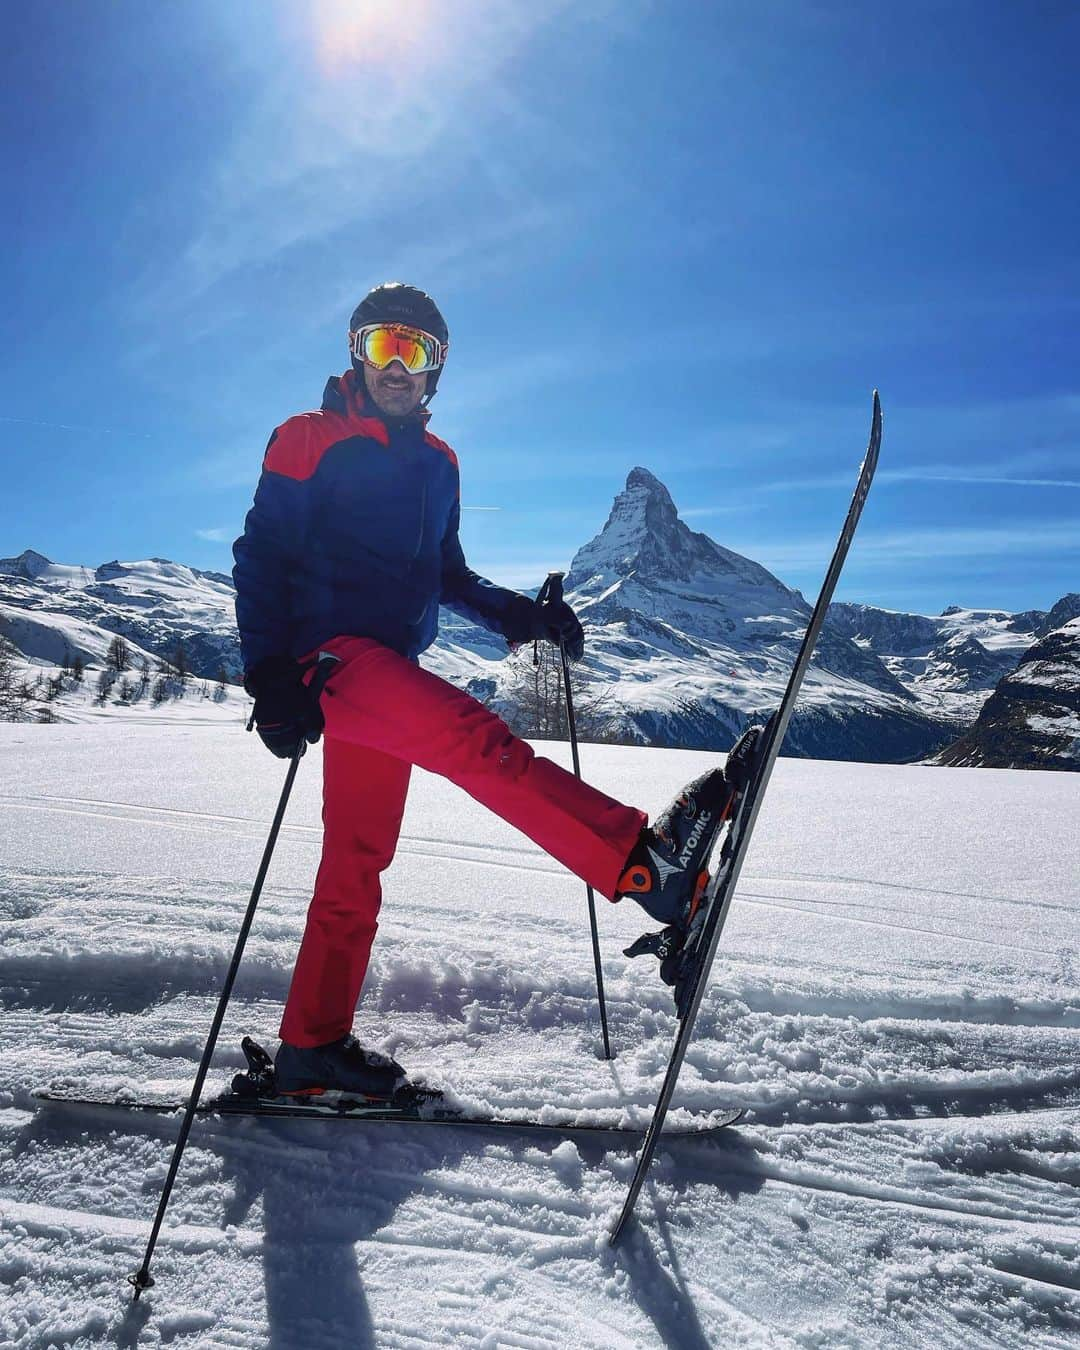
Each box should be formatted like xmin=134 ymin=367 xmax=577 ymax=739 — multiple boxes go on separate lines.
xmin=1 ymin=725 xmax=1078 ymax=1347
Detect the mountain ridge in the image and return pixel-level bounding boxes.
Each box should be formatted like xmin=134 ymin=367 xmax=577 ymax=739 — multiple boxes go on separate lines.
xmin=1 ymin=469 xmax=1071 ymax=765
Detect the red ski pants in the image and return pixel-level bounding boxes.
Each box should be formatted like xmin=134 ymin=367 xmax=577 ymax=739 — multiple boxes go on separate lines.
xmin=278 ymin=636 xmax=647 ymax=1046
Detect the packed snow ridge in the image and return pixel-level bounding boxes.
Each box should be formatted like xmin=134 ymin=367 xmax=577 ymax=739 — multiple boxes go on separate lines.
xmin=0 ymin=725 xmax=1078 ymax=1345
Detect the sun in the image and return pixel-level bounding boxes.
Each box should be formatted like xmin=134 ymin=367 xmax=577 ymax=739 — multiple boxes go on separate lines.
xmin=309 ymin=0 xmax=443 ymax=78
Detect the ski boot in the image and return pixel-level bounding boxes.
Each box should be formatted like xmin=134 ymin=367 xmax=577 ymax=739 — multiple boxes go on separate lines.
xmin=621 ymin=723 xmax=767 ymax=993
xmin=617 ymin=766 xmax=735 ymax=980
xmin=225 ymin=1038 xmax=440 ymax=1115
xmin=271 ymin=1033 xmax=406 ymax=1101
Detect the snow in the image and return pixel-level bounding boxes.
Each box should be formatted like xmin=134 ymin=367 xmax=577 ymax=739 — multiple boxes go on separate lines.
xmin=1025 ymin=713 xmax=1080 ymax=761
xmin=933 ymin=607 xmax=1036 ymax=656
xmin=1 ymin=724 xmax=1078 ymax=1346
xmin=2 ymin=653 xmax=247 ymax=726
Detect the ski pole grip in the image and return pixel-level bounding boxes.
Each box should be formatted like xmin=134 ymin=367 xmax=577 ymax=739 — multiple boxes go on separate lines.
xmin=540 ymin=571 xmax=564 ymax=605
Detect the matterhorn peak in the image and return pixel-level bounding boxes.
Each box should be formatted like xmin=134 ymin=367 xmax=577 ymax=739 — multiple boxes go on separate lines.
xmin=565 ymin=465 xmax=803 ymax=639
xmin=625 ymin=465 xmax=667 ymax=492
xmin=565 ymin=468 xmax=682 ymax=588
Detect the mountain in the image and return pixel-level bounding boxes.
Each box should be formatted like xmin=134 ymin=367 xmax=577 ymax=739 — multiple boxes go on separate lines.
xmin=0 ymin=551 xmax=240 ymax=679
xmin=934 ymin=617 xmax=1080 ymax=769
xmin=826 ymin=600 xmax=1041 ymax=724
xmin=1036 ymin=592 xmax=1080 ymax=638
xmin=2 ymin=474 xmax=1073 ymax=764
xmin=425 ymin=468 xmax=956 ymax=761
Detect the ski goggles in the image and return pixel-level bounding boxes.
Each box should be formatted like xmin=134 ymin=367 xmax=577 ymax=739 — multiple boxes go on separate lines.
xmin=348 ymin=322 xmax=447 ymax=375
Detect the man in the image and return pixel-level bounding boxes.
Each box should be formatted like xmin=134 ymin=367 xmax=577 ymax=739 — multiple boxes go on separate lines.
xmin=233 ymin=282 xmax=742 ymax=1099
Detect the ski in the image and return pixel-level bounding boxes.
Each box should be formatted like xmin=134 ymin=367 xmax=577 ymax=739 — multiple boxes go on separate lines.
xmin=32 ymin=1088 xmax=744 ymax=1141
xmin=610 ymin=391 xmax=882 ymax=1244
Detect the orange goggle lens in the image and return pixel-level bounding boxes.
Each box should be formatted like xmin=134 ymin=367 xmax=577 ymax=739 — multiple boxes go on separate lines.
xmin=349 ymin=323 xmax=445 ymax=374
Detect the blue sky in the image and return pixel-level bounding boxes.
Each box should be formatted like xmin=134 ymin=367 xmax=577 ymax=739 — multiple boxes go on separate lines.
xmin=2 ymin=0 xmax=1077 ymax=615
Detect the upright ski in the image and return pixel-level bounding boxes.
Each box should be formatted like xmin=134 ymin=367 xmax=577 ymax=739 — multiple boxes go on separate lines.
xmin=610 ymin=391 xmax=882 ymax=1243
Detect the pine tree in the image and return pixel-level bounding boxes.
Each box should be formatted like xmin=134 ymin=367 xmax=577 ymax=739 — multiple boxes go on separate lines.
xmin=94 ymin=669 xmax=115 ymax=705
xmin=500 ymin=644 xmax=622 ymax=744
xmin=172 ymin=641 xmax=190 ymax=682
xmin=107 ymin=635 xmax=131 ymax=673
xmin=0 ymin=638 xmax=18 ymax=720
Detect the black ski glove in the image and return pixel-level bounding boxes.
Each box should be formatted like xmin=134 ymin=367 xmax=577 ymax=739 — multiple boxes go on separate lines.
xmin=506 ymin=594 xmax=585 ymax=662
xmin=535 ymin=595 xmax=585 ymax=662
xmin=244 ymin=654 xmax=324 ymax=759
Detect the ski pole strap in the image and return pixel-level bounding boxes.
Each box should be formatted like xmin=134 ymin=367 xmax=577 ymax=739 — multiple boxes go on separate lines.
xmin=305 ymin=652 xmax=342 ymax=700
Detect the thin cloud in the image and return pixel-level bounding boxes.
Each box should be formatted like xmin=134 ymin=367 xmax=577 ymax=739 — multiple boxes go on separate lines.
xmin=0 ymin=415 xmax=154 ymax=442
xmin=889 ymin=472 xmax=1080 ymax=488
xmin=763 ymin=468 xmax=1080 ymax=492
xmin=681 ymin=505 xmax=758 ymax=518
xmin=747 ymin=520 xmax=1080 ymax=573
xmin=195 ymin=527 xmax=233 ymax=543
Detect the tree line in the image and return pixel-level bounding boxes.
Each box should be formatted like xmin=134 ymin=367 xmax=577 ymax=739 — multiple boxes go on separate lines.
xmin=0 ymin=632 xmax=232 ymax=723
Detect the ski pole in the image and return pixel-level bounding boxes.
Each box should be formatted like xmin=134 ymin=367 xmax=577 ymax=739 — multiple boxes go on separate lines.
xmin=130 ymin=657 xmax=336 ymax=1297
xmin=539 ymin=572 xmax=613 ymax=1060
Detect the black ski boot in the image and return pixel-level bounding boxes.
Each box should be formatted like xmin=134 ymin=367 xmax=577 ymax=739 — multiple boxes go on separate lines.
xmin=274 ymin=1033 xmax=405 ymax=1101
xmin=616 ymin=767 xmax=735 ymax=930
xmin=620 ymin=725 xmax=766 ymax=988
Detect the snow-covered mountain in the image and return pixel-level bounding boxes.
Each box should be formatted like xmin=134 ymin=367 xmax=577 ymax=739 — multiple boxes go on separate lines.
xmin=1036 ymin=591 xmax=1080 ymax=637
xmin=935 ymin=616 xmax=1080 ymax=769
xmin=826 ymin=600 xmax=1043 ymax=723
xmin=433 ymin=470 xmax=1055 ymax=763
xmin=540 ymin=467 xmax=951 ymax=759
xmin=1 ymin=472 xmax=1074 ymax=764
xmin=0 ymin=550 xmax=240 ymax=679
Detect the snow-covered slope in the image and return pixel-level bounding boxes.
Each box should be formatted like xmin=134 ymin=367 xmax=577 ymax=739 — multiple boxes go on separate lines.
xmin=937 ymin=617 xmax=1080 ymax=769
xmin=1 ymin=725 xmax=1077 ymax=1345
xmin=0 ymin=550 xmax=239 ymax=682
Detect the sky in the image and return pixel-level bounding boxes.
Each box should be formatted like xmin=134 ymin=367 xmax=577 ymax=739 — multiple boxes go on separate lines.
xmin=1 ymin=0 xmax=1077 ymax=616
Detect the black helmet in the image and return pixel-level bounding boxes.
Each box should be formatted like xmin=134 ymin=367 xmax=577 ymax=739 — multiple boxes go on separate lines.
xmin=349 ymin=282 xmax=449 ymax=401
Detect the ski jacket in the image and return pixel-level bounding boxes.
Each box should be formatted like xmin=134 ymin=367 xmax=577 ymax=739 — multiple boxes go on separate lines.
xmin=233 ymin=369 xmax=530 ymax=673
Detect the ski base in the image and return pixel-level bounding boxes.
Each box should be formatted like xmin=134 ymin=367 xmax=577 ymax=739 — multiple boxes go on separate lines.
xmin=31 ymin=1089 xmax=745 ymax=1141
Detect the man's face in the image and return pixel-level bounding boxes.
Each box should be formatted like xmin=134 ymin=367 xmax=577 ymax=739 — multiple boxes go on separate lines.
xmin=363 ymin=359 xmax=428 ymax=417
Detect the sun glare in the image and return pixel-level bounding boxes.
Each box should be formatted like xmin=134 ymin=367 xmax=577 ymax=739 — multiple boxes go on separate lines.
xmin=310 ymin=0 xmax=444 ymax=78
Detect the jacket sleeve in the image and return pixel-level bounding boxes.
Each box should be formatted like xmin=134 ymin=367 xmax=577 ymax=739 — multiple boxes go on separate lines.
xmin=232 ymin=430 xmax=310 ymax=673
xmin=440 ymin=497 xmax=534 ymax=643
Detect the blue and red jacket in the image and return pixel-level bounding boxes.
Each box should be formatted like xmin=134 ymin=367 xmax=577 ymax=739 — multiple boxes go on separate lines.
xmin=233 ymin=369 xmax=531 ymax=673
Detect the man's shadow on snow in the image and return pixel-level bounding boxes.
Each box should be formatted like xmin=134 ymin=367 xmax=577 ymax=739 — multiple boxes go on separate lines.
xmin=170 ymin=1117 xmax=762 ymax=1350
xmin=213 ymin=1115 xmax=471 ymax=1350
xmin=605 ymin=1129 xmax=765 ymax=1350
xmin=15 ymin=1104 xmax=464 ymax=1350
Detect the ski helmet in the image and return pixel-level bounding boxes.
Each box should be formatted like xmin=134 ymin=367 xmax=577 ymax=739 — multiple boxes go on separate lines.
xmin=349 ymin=282 xmax=449 ymax=401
